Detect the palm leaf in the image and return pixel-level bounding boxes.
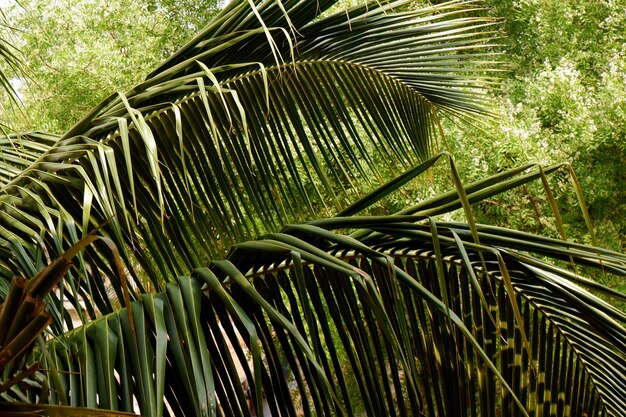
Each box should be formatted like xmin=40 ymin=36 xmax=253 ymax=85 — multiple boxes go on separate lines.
xmin=0 ymin=12 xmax=22 ymax=106
xmin=8 ymin=215 xmax=623 ymax=416
xmin=0 ymin=132 xmax=58 ymax=187
xmin=0 ymin=0 xmax=501 ymax=297
xmin=2 ymin=1 xmax=623 ymax=416
xmin=2 ymin=142 xmax=624 ymax=416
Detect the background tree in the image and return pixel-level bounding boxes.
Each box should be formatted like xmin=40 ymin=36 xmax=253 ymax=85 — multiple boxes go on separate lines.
xmin=0 ymin=8 xmax=23 ymax=120
xmin=1 ymin=0 xmax=220 ymax=133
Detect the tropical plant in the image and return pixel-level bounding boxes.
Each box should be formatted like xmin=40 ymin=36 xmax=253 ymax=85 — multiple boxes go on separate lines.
xmin=0 ymin=0 xmax=503 ymax=283
xmin=0 ymin=0 xmax=624 ymax=416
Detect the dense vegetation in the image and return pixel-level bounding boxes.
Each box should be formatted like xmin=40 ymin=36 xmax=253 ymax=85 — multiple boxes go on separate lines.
xmin=455 ymin=0 xmax=625 ymax=253
xmin=4 ymin=0 xmax=623 ymax=252
xmin=1 ymin=0 xmax=220 ymax=132
xmin=0 ymin=1 xmax=624 ymax=416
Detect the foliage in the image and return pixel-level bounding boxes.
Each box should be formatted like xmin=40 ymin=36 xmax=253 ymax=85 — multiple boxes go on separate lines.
xmin=0 ymin=0 xmax=501 ymax=283
xmin=2 ymin=164 xmax=625 ymax=417
xmin=0 ymin=235 xmax=119 ymax=399
xmin=0 ymin=0 xmax=624 ymax=416
xmin=1 ymin=0 xmax=220 ymax=133
xmin=436 ymin=0 xmax=626 ymax=253
xmin=0 ymin=9 xmax=23 ymax=114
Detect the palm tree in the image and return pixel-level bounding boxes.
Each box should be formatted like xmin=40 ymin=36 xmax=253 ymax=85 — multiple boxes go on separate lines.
xmin=0 ymin=0 xmax=624 ymax=416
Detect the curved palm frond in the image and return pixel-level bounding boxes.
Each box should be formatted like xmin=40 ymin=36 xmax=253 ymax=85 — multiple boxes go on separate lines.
xmin=3 ymin=153 xmax=624 ymax=416
xmin=0 ymin=132 xmax=59 ymax=187
xmin=7 ymin=213 xmax=623 ymax=417
xmin=2 ymin=1 xmax=623 ymax=416
xmin=0 ymin=0 xmax=501 ymax=296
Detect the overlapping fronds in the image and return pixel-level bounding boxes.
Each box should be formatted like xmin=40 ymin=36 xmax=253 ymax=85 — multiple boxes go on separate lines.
xmin=1 ymin=1 xmax=624 ymax=416
xmin=0 ymin=235 xmax=121 ymax=402
xmin=0 ymin=0 xmax=502 ymax=297
xmin=6 ymin=213 xmax=623 ymax=416
xmin=0 ymin=132 xmax=58 ymax=186
xmin=3 ymin=153 xmax=623 ymax=416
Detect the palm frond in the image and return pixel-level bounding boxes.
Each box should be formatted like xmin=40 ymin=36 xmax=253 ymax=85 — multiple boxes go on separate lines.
xmin=0 ymin=0 xmax=501 ymax=295
xmin=2 ymin=2 xmax=623 ymax=416
xmin=8 ymin=216 xmax=624 ymax=417
xmin=0 ymin=132 xmax=58 ymax=187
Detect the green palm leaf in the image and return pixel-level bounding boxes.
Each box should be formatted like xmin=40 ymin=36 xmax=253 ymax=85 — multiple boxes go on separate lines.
xmin=9 ymin=215 xmax=623 ymax=416
xmin=1 ymin=1 xmax=623 ymax=417
xmin=0 ymin=132 xmax=58 ymax=187
xmin=0 ymin=0 xmax=500 ymax=295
